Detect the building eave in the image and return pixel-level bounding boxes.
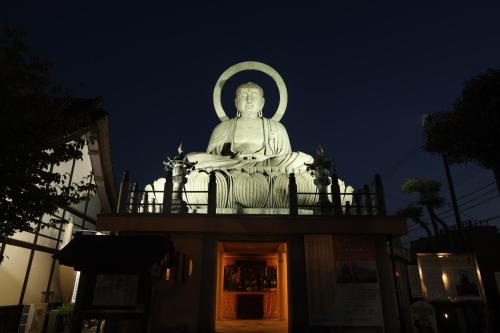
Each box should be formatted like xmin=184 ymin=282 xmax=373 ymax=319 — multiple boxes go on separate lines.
xmin=97 ymin=213 xmax=407 ymax=236
xmin=87 ymin=115 xmax=118 ymax=213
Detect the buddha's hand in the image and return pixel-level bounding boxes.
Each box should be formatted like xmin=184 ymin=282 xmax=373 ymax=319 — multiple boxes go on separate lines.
xmin=235 ymin=153 xmax=268 ymax=161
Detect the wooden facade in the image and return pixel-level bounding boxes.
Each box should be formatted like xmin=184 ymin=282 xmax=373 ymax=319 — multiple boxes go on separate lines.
xmin=89 ymin=213 xmax=407 ymax=333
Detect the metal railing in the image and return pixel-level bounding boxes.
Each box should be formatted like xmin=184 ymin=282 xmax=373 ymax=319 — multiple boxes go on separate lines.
xmin=116 ymin=171 xmax=387 ymax=217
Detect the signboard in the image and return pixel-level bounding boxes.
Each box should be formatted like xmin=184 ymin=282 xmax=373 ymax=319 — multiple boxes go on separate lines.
xmin=92 ymin=274 xmax=139 ymax=306
xmin=417 ymin=253 xmax=483 ymax=302
xmin=304 ymin=235 xmax=383 ymax=327
xmin=331 ymin=236 xmax=383 ymax=327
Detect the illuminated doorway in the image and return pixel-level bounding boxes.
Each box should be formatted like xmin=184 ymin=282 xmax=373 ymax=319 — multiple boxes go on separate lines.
xmin=215 ymin=242 xmax=288 ymax=333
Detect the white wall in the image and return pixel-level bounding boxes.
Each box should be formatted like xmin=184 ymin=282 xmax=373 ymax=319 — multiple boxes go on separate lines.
xmin=1 ymin=139 xmax=108 ymax=306
xmin=0 ymin=245 xmax=30 ymax=306
xmin=23 ymin=251 xmax=55 ymax=304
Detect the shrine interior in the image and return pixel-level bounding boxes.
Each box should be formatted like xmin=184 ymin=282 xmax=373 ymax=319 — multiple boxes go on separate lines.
xmin=215 ymin=242 xmax=288 ymax=333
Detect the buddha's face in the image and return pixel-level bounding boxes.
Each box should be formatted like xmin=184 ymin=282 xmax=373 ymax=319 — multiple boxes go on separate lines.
xmin=235 ymin=87 xmax=265 ymax=118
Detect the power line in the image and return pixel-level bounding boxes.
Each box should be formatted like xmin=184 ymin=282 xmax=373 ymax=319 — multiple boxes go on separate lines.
xmin=456 ymin=181 xmax=496 ymax=201
xmin=440 ymin=195 xmax=500 ymax=220
xmin=380 ymin=146 xmax=421 ymax=179
xmin=437 ymin=188 xmax=498 ymax=217
xmin=453 ymin=194 xmax=499 ymax=214
xmin=406 ymin=195 xmax=500 ymax=235
xmin=434 ymin=182 xmax=496 ymax=217
xmin=459 ymin=210 xmax=476 ymax=220
xmin=400 ymin=183 xmax=499 ymax=236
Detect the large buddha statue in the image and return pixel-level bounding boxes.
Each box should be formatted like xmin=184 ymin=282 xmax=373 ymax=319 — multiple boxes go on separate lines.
xmin=145 ymin=61 xmax=353 ymax=212
xmin=187 ymin=82 xmax=313 ymax=173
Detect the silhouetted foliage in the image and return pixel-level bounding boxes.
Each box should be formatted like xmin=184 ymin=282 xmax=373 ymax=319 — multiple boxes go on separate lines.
xmin=0 ymin=27 xmax=96 ymax=238
xmin=396 ymin=204 xmax=433 ymax=238
xmin=400 ymin=178 xmax=449 ymax=247
xmin=423 ymin=68 xmax=500 ymax=192
xmin=401 ymin=178 xmax=444 ymax=208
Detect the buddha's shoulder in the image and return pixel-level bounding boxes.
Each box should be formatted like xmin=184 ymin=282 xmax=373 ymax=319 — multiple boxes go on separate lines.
xmin=213 ymin=119 xmax=235 ymax=129
xmin=210 ymin=119 xmax=236 ymax=138
xmin=266 ymin=118 xmax=288 ymax=132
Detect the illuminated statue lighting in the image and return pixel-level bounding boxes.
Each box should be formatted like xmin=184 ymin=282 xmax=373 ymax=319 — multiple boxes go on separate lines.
xmin=147 ymin=62 xmax=353 ymax=212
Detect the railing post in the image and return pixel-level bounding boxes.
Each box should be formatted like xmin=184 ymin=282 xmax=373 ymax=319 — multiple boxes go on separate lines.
xmin=345 ymin=201 xmax=351 ymax=216
xmin=208 ymin=171 xmax=217 ymax=215
xmin=354 ymin=190 xmax=363 ymax=215
xmin=306 ymin=147 xmax=333 ymax=215
xmin=153 ymin=198 xmax=159 ymax=213
xmin=289 ymin=173 xmax=298 ymax=216
xmin=330 ymin=173 xmax=342 ymax=216
xmin=374 ymin=174 xmax=387 ymax=216
xmin=162 ymin=170 xmax=173 ymax=215
xmin=129 ymin=182 xmax=139 ymax=213
xmin=163 ymin=144 xmax=195 ymax=214
xmin=142 ymin=191 xmax=149 ymax=213
xmin=363 ymin=184 xmax=374 ymax=216
xmin=117 ymin=170 xmax=130 ymax=213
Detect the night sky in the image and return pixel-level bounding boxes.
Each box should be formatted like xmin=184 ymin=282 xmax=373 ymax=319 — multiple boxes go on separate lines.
xmin=5 ymin=2 xmax=500 ymax=243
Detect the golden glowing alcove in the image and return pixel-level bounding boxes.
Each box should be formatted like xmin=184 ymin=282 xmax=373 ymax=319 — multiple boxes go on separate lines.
xmin=215 ymin=241 xmax=288 ymax=333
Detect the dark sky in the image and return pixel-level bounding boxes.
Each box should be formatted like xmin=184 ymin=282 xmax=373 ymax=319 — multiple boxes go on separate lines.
xmin=5 ymin=2 xmax=500 ymax=243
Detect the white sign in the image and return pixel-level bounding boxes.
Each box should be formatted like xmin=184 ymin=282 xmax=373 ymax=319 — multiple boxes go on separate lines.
xmin=417 ymin=254 xmax=483 ymax=302
xmin=92 ymin=274 xmax=139 ymax=306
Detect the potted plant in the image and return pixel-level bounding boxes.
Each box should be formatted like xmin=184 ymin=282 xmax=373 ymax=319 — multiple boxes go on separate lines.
xmin=55 ymin=303 xmax=74 ymax=333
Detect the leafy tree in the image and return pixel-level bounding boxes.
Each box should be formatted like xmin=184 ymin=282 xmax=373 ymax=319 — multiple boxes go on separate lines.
xmin=396 ymin=204 xmax=432 ymax=238
xmin=400 ymin=178 xmax=450 ymax=247
xmin=0 ymin=27 xmax=96 ymax=239
xmin=423 ymin=68 xmax=500 ymax=193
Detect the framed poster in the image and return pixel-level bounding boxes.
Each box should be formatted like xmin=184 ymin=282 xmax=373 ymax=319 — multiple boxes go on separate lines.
xmin=304 ymin=235 xmax=384 ymax=327
xmin=331 ymin=236 xmax=383 ymax=327
xmin=417 ymin=253 xmax=484 ymax=302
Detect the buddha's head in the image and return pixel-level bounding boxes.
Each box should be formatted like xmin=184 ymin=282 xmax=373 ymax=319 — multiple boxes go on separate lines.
xmin=235 ymin=82 xmax=265 ymax=118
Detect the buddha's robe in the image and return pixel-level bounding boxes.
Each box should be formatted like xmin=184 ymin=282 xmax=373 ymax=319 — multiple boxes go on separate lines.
xmin=187 ymin=118 xmax=313 ymax=173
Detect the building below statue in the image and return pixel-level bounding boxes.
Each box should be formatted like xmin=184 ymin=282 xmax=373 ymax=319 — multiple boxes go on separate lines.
xmin=55 ymin=62 xmax=408 ymax=333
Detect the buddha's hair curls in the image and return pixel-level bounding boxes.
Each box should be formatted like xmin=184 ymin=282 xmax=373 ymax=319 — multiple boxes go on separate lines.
xmin=236 ymin=82 xmax=264 ymax=97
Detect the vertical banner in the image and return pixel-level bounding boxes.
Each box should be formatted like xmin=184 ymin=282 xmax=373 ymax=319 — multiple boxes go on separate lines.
xmin=304 ymin=235 xmax=336 ymax=325
xmin=332 ymin=236 xmax=383 ymax=326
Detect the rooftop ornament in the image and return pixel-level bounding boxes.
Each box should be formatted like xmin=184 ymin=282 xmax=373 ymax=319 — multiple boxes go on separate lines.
xmin=163 ymin=143 xmax=196 ymax=213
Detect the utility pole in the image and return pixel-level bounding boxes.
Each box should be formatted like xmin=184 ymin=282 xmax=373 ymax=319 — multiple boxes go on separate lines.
xmin=442 ymin=155 xmax=466 ymax=251
xmin=422 ymin=113 xmax=466 ymax=251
